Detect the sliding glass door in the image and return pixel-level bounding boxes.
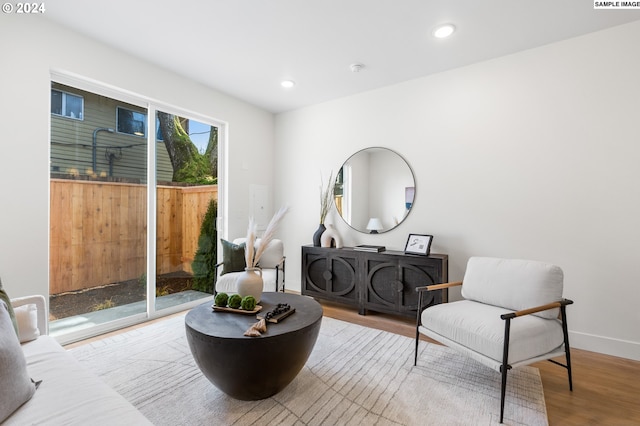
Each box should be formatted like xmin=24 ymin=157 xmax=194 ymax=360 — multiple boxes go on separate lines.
xmin=154 ymin=110 xmax=218 ymax=312
xmin=49 ymin=79 xmax=218 ymax=341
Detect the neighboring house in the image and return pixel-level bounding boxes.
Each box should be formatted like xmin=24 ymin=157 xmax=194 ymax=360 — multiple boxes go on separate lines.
xmin=50 ymin=82 xmax=174 ymax=183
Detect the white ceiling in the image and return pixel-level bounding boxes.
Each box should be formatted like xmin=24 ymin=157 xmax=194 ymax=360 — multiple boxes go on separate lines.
xmin=44 ymin=0 xmax=640 ymax=113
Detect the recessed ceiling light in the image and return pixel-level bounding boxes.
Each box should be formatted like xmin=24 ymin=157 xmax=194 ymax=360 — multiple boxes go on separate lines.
xmin=281 ymin=80 xmax=296 ymax=89
xmin=433 ymin=24 xmax=456 ymax=39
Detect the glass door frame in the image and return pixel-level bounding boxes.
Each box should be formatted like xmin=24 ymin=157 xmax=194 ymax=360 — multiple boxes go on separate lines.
xmin=147 ymin=103 xmax=227 ymax=319
xmin=50 ymin=71 xmax=227 ymax=344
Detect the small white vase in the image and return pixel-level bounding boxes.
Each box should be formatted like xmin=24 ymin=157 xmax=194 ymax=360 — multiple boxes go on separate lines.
xmin=321 ymin=224 xmax=343 ymax=248
xmin=236 ymin=267 xmax=264 ymax=303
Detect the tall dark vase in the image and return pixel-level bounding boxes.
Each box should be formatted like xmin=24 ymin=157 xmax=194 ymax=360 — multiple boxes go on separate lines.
xmin=312 ymin=224 xmax=326 ymax=247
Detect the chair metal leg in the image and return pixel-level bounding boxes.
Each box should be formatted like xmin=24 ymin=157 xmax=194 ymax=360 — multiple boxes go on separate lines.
xmin=548 ymin=302 xmax=574 ymax=392
xmin=281 ymin=258 xmax=286 ymax=292
xmin=560 ymin=305 xmax=573 ymax=391
xmin=414 ymin=331 xmax=419 ymax=366
xmin=414 ymin=290 xmax=423 ymax=366
xmin=500 ymin=318 xmax=512 ymax=424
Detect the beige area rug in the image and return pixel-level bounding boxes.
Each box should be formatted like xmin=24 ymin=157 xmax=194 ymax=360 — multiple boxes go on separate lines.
xmin=70 ymin=313 xmax=548 ymax=426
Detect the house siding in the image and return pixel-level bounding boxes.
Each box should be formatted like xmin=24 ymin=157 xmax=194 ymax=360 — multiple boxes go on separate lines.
xmin=50 ymin=82 xmax=174 ymax=182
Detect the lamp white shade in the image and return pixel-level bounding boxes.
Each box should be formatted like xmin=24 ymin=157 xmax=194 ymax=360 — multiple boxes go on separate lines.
xmin=366 ymin=218 xmax=383 ymax=233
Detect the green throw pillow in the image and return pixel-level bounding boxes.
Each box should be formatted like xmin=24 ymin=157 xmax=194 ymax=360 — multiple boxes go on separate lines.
xmin=0 ymin=277 xmax=19 ymax=337
xmin=221 ymin=239 xmax=246 ymax=275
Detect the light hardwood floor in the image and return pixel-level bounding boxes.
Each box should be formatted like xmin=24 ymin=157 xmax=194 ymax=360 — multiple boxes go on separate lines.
xmin=67 ymin=300 xmax=640 ymax=425
xmin=320 ymin=301 xmax=640 ymax=426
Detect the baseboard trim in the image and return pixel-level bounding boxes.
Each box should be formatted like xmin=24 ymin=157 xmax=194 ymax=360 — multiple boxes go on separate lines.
xmin=570 ymin=330 xmax=640 ymax=361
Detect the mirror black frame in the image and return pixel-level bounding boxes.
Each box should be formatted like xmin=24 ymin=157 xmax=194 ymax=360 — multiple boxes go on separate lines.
xmin=334 ymin=147 xmax=415 ymax=234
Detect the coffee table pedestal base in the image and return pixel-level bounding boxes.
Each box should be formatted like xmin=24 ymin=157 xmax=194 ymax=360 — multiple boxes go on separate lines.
xmin=185 ymin=293 xmax=323 ymax=400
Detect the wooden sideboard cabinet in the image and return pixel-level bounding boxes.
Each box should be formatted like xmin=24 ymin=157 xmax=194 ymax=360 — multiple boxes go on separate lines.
xmin=301 ymin=246 xmax=448 ymax=318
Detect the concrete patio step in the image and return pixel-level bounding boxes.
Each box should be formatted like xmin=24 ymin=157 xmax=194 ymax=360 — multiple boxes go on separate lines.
xmin=50 ymin=290 xmax=210 ymax=338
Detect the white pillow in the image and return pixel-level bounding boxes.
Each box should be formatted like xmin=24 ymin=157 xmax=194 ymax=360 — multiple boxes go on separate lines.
xmin=14 ymin=303 xmax=40 ymax=343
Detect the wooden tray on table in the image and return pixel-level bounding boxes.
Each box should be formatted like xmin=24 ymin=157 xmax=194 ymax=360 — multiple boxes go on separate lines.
xmin=212 ymin=305 xmax=263 ymax=314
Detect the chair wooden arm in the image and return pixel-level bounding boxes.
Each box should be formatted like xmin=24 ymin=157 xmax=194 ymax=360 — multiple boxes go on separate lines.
xmin=501 ymin=298 xmax=574 ymax=320
xmin=213 ymin=262 xmax=225 ymax=276
xmin=415 ymin=281 xmax=463 ymax=292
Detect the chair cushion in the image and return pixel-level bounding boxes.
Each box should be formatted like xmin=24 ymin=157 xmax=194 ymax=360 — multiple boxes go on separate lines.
xmin=461 ymin=257 xmax=563 ymax=319
xmin=0 ymin=300 xmax=37 ymax=423
xmin=221 ymin=239 xmax=246 ymax=275
xmin=215 ymin=269 xmax=280 ymax=294
xmin=422 ymin=300 xmax=564 ymax=365
xmin=11 ymin=336 xmax=152 ymax=425
xmin=232 ymin=238 xmax=283 ymax=269
xmin=256 ymin=239 xmax=284 ymax=268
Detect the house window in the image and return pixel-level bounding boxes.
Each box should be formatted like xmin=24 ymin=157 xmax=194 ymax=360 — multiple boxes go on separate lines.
xmin=117 ymin=106 xmax=147 ymax=137
xmin=51 ymin=89 xmax=83 ymax=120
xmin=116 ymin=107 xmax=164 ymax=140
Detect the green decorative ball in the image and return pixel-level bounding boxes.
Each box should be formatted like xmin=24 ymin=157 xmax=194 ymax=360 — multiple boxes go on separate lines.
xmin=228 ymin=294 xmax=242 ymax=309
xmin=241 ymin=296 xmax=257 ymax=311
xmin=214 ymin=292 xmax=229 ymax=307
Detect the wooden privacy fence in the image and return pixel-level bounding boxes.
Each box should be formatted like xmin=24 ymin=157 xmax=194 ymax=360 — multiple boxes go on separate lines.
xmin=50 ymin=179 xmax=217 ymax=295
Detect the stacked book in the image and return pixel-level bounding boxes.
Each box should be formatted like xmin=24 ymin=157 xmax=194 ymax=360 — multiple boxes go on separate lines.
xmin=353 ymin=245 xmax=386 ymax=253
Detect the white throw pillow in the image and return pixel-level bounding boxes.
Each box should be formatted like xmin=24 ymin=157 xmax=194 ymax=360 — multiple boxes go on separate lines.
xmin=14 ymin=303 xmax=40 ymax=343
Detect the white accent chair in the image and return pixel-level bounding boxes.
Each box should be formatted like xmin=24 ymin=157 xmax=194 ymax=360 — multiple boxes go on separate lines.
xmin=214 ymin=238 xmax=285 ymax=294
xmin=414 ymin=257 xmax=573 ymax=424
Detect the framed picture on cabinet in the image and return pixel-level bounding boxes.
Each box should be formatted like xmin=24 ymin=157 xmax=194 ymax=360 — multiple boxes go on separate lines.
xmin=404 ymin=234 xmax=433 ymax=256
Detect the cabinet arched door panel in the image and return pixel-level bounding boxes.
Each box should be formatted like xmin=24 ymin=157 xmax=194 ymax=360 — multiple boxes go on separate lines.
xmin=302 ymin=248 xmax=358 ymax=302
xmin=365 ymin=259 xmax=439 ymax=315
xmin=302 ymin=246 xmax=448 ymax=318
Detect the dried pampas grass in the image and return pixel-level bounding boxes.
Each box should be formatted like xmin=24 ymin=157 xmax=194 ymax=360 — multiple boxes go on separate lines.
xmin=319 ymin=171 xmax=334 ymax=225
xmin=245 ymin=205 xmax=289 ymax=268
xmin=245 ymin=218 xmax=257 ymax=267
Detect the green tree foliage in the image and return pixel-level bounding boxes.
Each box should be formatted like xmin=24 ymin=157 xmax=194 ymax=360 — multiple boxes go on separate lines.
xmin=191 ymin=198 xmax=218 ymax=293
xmin=206 ymin=126 xmax=218 ymax=180
xmin=157 ymin=112 xmax=216 ymax=184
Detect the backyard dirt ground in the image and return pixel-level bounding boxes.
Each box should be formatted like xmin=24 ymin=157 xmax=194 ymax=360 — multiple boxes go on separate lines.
xmin=49 ymin=271 xmax=196 ymax=320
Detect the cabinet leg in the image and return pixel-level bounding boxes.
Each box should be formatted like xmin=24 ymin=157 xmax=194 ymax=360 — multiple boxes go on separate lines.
xmin=358 ymin=307 xmax=367 ymax=315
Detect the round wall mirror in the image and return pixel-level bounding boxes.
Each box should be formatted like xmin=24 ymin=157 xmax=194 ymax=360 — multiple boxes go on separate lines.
xmin=334 ymin=147 xmax=415 ymax=234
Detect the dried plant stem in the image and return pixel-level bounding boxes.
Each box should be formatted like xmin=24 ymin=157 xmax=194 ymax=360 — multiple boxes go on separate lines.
xmin=245 ymin=206 xmax=289 ymax=268
xmin=319 ymin=171 xmax=334 ymax=224
xmin=245 ymin=218 xmax=256 ymax=267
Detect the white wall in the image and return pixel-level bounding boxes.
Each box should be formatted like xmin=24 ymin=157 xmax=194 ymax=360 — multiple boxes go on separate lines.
xmin=0 ymin=17 xmax=274 ymax=299
xmin=275 ymin=21 xmax=640 ymax=360
xmin=368 ymin=149 xmax=413 ymax=229
xmin=346 ymin=152 xmax=369 ymax=230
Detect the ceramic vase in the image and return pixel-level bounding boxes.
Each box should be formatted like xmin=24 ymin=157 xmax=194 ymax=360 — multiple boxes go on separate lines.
xmin=312 ymin=224 xmax=326 ymax=247
xmin=236 ymin=267 xmax=264 ymax=303
xmin=321 ymin=224 xmax=343 ymax=248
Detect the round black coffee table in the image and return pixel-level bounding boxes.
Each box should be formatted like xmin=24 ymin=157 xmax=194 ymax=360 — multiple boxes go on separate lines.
xmin=185 ymin=292 xmax=323 ymax=400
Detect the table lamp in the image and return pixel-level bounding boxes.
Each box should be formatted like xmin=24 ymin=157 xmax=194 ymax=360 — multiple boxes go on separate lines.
xmin=366 ymin=218 xmax=383 ymax=234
